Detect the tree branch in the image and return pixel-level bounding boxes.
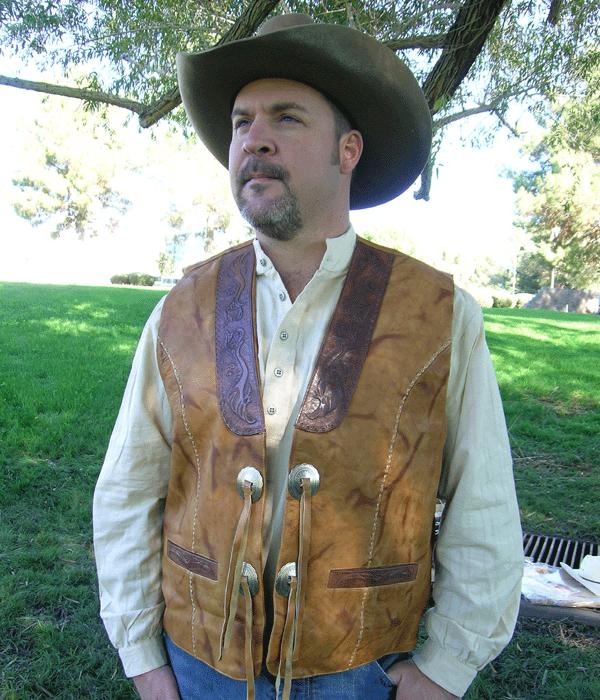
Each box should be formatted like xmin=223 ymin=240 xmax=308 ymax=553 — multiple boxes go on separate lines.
xmin=138 ymin=0 xmax=281 ymax=128
xmin=494 ymin=110 xmax=521 ymax=138
xmin=0 ymin=74 xmax=147 ymax=113
xmin=413 ymin=157 xmax=433 ymax=201
xmin=547 ymin=0 xmax=563 ymax=25
xmin=433 ymin=101 xmax=502 ymax=130
xmin=414 ymin=0 xmax=510 ymax=200
xmin=422 ymin=0 xmax=509 ymax=114
xmin=384 ymin=33 xmax=447 ymax=51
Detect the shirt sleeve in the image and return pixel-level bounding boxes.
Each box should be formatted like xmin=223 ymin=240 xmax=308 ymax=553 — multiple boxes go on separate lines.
xmin=411 ymin=287 xmax=523 ymax=698
xmin=92 ymin=296 xmax=173 ymax=677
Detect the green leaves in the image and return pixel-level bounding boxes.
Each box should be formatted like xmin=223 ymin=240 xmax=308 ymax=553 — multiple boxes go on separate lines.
xmin=511 ymin=73 xmax=600 ymax=289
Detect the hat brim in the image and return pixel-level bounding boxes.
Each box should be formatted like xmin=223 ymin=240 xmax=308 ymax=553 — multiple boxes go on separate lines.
xmin=177 ymin=23 xmax=432 ymax=209
xmin=560 ymin=562 xmax=600 ymax=597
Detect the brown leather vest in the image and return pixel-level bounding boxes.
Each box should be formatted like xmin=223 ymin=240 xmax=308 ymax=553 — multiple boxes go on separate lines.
xmin=157 ymin=237 xmax=453 ymax=680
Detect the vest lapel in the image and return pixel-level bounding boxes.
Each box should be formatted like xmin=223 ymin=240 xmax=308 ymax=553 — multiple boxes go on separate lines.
xmin=296 ymin=239 xmax=394 ymax=432
xmin=215 ymin=244 xmax=265 ymax=436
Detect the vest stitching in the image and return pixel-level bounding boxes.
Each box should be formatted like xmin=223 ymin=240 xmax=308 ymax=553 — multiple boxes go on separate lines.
xmin=347 ymin=338 xmax=452 ymax=668
xmin=159 ymin=335 xmax=202 ymax=657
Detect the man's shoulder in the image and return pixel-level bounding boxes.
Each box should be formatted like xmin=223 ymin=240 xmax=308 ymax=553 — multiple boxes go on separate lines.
xmin=452 ymin=285 xmax=484 ymax=338
xmin=358 ymin=236 xmax=453 ymax=288
xmin=181 ymin=239 xmax=254 ymax=279
xmin=159 ymin=240 xmax=254 ymax=322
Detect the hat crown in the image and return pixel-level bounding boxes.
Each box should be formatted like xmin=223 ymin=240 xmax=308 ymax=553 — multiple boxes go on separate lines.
xmin=581 ymin=555 xmax=600 ymax=583
xmin=257 ymin=13 xmax=314 ymax=36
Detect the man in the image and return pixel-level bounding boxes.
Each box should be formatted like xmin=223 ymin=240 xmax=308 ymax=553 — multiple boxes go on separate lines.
xmin=93 ymin=13 xmax=523 ymax=700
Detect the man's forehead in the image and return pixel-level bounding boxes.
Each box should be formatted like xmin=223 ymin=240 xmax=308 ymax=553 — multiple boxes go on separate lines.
xmin=232 ymin=78 xmax=328 ymax=111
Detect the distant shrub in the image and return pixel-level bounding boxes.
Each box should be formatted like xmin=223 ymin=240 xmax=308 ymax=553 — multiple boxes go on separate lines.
xmin=110 ymin=272 xmax=156 ymax=287
xmin=492 ymin=295 xmax=513 ymax=308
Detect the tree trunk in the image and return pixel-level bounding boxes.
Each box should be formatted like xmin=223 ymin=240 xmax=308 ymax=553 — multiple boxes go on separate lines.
xmin=139 ymin=0 xmax=281 ymax=127
xmin=423 ymin=0 xmax=509 ymax=114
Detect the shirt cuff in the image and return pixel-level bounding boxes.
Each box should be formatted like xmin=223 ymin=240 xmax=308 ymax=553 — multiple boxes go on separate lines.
xmin=412 ymin=638 xmax=477 ymax=698
xmin=118 ymin=635 xmax=169 ymax=678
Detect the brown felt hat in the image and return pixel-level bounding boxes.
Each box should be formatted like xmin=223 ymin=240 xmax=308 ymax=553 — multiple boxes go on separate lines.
xmin=176 ymin=13 xmax=432 ymax=209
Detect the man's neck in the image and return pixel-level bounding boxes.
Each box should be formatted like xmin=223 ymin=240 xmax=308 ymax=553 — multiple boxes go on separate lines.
xmin=257 ymin=219 xmax=349 ymax=302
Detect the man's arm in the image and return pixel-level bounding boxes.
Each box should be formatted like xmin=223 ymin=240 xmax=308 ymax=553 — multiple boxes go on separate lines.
xmin=407 ymin=288 xmax=523 ymax=698
xmin=133 ymin=665 xmax=180 ymax=699
xmin=93 ymin=297 xmax=174 ymax=679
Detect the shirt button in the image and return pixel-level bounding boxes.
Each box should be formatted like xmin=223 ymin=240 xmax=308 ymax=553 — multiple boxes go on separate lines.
xmin=274 ymin=367 xmax=283 ymax=377
xmin=280 ymin=330 xmax=289 ymax=341
xmin=267 ymin=406 xmax=277 ymax=415
xmin=260 ymin=258 xmax=267 ymax=266
xmin=279 ymin=291 xmax=286 ymax=302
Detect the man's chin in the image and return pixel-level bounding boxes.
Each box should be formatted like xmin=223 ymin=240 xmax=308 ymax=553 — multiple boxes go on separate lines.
xmin=238 ymin=194 xmax=287 ymax=223
xmin=239 ymin=201 xmax=302 ymax=242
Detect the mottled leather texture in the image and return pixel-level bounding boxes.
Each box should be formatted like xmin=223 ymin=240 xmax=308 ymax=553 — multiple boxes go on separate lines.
xmin=158 ymin=237 xmax=454 ymax=681
xmin=168 ymin=540 xmax=218 ymax=581
xmin=268 ymin=238 xmax=453 ymax=677
xmin=327 ymin=563 xmax=418 ymax=588
xmin=215 ymin=245 xmax=265 ymax=436
xmin=158 ymin=242 xmax=267 ymax=679
xmin=296 ymin=239 xmax=394 ymax=432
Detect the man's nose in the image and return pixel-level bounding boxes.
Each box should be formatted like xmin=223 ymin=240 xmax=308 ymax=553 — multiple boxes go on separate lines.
xmin=241 ymin=120 xmax=276 ymax=156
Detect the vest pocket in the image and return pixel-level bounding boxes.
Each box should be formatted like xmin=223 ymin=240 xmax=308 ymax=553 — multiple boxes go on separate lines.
xmin=327 ymin=563 xmax=417 ymax=588
xmin=167 ymin=540 xmax=218 ymax=581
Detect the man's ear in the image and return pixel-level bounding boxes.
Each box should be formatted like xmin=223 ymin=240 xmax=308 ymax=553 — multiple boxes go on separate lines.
xmin=340 ymin=130 xmax=363 ymax=175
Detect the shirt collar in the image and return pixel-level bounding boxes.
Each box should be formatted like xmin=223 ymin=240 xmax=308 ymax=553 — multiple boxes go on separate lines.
xmin=253 ymin=226 xmax=356 ymax=276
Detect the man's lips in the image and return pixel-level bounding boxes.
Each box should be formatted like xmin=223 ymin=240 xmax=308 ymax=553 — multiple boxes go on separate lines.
xmin=238 ymin=158 xmax=288 ymax=189
xmin=244 ymin=174 xmax=280 ymax=185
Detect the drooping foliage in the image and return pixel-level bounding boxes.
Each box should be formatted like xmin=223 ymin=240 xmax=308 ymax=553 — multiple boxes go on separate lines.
xmin=511 ymin=71 xmax=600 ymax=289
xmin=1 ymin=0 xmax=597 ymax=136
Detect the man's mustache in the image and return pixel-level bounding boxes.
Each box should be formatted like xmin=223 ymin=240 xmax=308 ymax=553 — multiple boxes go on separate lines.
xmin=237 ymin=158 xmax=290 ymax=187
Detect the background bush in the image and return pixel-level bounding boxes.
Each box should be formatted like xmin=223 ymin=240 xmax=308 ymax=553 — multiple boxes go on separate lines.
xmin=110 ymin=272 xmax=156 ymax=286
xmin=492 ymin=294 xmax=513 ymax=308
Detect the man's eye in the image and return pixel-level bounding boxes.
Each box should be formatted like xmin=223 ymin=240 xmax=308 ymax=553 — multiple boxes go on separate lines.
xmin=233 ymin=118 xmax=250 ymax=130
xmin=280 ymin=114 xmax=300 ymax=123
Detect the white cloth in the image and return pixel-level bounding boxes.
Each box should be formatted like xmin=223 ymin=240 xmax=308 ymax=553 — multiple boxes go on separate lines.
xmin=93 ymin=227 xmax=523 ymax=697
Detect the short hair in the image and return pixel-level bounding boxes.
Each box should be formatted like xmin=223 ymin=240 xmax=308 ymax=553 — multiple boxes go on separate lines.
xmin=327 ymin=98 xmax=354 ymax=165
xmin=329 ymin=99 xmax=353 ymax=141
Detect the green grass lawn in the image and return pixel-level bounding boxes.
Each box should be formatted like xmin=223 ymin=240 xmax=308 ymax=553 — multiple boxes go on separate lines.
xmin=1 ymin=281 xmax=599 ymax=699
xmin=485 ymin=308 xmax=600 ymax=541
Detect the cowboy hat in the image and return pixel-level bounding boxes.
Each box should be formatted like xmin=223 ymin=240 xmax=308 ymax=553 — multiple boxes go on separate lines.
xmin=561 ymin=555 xmax=600 ymax=597
xmin=176 ymin=13 xmax=432 ymax=209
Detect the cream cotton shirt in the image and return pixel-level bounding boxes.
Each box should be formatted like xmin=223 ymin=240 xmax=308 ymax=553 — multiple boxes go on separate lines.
xmin=93 ymin=227 xmax=523 ymax=698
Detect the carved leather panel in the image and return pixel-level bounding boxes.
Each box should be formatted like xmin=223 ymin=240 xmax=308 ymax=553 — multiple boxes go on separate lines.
xmin=168 ymin=540 xmax=218 ymax=581
xmin=327 ymin=563 xmax=418 ymax=589
xmin=296 ymin=240 xmax=394 ymax=432
xmin=215 ymin=245 xmax=265 ymax=436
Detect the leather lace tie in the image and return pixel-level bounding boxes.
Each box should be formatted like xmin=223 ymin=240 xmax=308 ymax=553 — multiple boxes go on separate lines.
xmin=276 ymin=476 xmax=312 ymax=700
xmin=219 ymin=480 xmax=253 ymax=659
xmin=241 ymin=576 xmax=255 ymax=700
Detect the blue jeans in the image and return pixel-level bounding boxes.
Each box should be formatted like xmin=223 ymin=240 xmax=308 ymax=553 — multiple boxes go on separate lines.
xmin=166 ymin=635 xmax=407 ymax=699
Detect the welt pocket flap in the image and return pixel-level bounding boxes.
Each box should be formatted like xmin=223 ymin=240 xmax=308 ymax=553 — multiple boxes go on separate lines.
xmin=167 ymin=540 xmax=218 ymax=581
xmin=327 ymin=563 xmax=418 ymax=588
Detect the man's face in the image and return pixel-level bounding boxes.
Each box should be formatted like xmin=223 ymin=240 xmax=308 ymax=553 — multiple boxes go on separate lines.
xmin=229 ymin=79 xmax=344 ymax=241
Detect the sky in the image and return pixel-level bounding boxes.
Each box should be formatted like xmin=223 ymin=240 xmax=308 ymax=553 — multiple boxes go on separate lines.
xmin=0 ymin=62 xmax=535 ymax=288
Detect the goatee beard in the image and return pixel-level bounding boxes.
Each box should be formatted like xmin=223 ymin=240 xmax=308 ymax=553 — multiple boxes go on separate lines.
xmin=234 ymin=158 xmax=303 ymax=241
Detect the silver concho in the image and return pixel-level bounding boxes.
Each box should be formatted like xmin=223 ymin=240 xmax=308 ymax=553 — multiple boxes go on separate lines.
xmin=287 ymin=463 xmax=320 ymax=500
xmin=275 ymin=562 xmax=297 ymax=597
xmin=236 ymin=466 xmax=263 ymax=502
xmin=240 ymin=562 xmax=259 ymax=596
